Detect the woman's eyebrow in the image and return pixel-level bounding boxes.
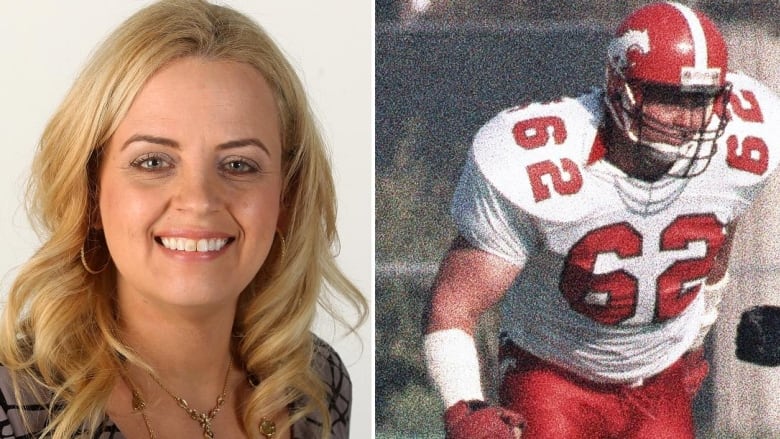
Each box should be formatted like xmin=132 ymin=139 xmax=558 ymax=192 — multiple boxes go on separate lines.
xmin=121 ymin=135 xmax=270 ymax=156
xmin=122 ymin=134 xmax=178 ymax=151
xmin=217 ymin=138 xmax=270 ymax=156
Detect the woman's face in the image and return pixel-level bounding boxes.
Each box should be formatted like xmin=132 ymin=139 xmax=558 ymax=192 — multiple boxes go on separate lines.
xmin=99 ymin=57 xmax=283 ymax=311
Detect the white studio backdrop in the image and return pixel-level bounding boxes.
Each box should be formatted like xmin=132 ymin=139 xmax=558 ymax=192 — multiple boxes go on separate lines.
xmin=0 ymin=1 xmax=373 ymax=437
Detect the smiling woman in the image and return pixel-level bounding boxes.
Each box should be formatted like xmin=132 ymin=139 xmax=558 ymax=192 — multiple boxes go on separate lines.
xmin=100 ymin=59 xmax=286 ymax=313
xmin=0 ymin=1 xmax=368 ymax=439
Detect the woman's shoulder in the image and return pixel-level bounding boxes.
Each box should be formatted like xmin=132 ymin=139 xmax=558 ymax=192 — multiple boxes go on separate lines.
xmin=311 ymin=336 xmax=351 ymax=402
xmin=291 ymin=336 xmax=352 ymax=439
xmin=0 ymin=365 xmax=52 ymax=437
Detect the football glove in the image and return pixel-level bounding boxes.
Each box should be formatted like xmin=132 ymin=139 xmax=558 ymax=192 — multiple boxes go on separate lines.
xmin=735 ymin=305 xmax=780 ymax=366
xmin=444 ymin=400 xmax=524 ymax=439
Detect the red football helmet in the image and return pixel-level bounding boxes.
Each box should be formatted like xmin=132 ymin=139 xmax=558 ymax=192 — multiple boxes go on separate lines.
xmin=605 ymin=2 xmax=731 ymax=177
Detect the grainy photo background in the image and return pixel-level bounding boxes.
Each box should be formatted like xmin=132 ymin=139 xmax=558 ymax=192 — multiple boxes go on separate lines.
xmin=375 ymin=1 xmax=779 ymax=437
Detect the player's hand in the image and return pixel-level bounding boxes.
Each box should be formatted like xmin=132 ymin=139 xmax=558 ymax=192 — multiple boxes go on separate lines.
xmin=681 ymin=348 xmax=709 ymax=396
xmin=736 ymin=305 xmax=780 ymax=366
xmin=444 ymin=400 xmax=524 ymax=439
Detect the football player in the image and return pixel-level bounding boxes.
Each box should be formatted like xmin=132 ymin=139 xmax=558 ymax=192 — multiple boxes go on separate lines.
xmin=423 ymin=2 xmax=780 ymax=438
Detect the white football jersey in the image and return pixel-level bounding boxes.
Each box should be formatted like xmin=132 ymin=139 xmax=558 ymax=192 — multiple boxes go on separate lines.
xmin=452 ymin=72 xmax=780 ymax=383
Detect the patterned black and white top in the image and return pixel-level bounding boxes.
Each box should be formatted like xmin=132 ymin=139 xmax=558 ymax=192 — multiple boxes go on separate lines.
xmin=0 ymin=339 xmax=351 ymax=438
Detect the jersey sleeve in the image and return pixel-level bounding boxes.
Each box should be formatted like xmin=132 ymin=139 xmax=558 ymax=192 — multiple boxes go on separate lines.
xmin=451 ymin=145 xmax=541 ymax=267
xmin=703 ymin=73 xmax=780 ymax=219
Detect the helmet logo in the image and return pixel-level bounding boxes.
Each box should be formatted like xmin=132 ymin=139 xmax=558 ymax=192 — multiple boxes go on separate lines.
xmin=608 ymin=29 xmax=650 ymax=73
xmin=681 ymin=66 xmax=721 ymax=90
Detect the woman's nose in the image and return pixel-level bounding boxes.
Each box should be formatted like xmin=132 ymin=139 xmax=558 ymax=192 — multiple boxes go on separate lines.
xmin=173 ymin=168 xmax=221 ymax=213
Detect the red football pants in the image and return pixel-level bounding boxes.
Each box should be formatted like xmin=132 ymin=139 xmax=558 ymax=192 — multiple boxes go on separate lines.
xmin=498 ymin=343 xmax=708 ymax=439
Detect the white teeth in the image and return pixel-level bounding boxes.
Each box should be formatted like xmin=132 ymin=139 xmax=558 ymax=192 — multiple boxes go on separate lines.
xmin=159 ymin=237 xmax=229 ymax=252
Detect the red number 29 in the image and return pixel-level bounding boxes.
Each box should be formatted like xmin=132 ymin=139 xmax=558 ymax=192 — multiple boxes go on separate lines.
xmin=726 ymin=89 xmax=769 ymax=175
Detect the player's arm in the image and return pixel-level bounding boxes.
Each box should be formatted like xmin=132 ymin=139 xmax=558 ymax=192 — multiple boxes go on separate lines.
xmin=427 ymin=235 xmax=521 ymax=334
xmin=425 ymin=235 xmax=521 ymax=404
xmin=424 ymin=235 xmax=524 ymax=439
xmin=692 ymin=222 xmax=736 ymax=349
xmin=706 ymin=222 xmax=736 ymax=285
xmin=428 ymin=112 xmax=533 ymax=437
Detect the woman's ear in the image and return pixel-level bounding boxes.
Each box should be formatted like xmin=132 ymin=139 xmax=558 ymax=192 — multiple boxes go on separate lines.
xmin=88 ymin=149 xmax=104 ymax=230
xmin=89 ymin=201 xmax=103 ymax=230
xmin=276 ymin=205 xmax=289 ymax=235
xmin=91 ymin=183 xmax=103 ymax=230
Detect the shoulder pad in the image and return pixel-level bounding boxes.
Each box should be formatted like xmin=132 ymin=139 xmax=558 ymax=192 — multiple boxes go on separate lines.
xmin=709 ymin=72 xmax=780 ymax=190
xmin=470 ymin=91 xmax=604 ymax=211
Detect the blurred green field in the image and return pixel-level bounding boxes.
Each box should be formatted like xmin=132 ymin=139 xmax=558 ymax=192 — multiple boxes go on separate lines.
xmin=375 ymin=114 xmax=457 ymax=436
xmin=375 ymin=115 xmax=514 ymax=436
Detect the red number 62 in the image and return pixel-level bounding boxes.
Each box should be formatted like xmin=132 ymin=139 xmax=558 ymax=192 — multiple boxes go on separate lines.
xmin=560 ymin=214 xmax=726 ymax=325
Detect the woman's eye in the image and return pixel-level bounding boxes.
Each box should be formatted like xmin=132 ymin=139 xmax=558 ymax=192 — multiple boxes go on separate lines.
xmin=131 ymin=154 xmax=172 ymax=170
xmin=223 ymin=159 xmax=259 ymax=174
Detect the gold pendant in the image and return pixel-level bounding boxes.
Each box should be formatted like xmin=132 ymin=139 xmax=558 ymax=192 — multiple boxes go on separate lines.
xmin=131 ymin=390 xmax=146 ymax=412
xmin=200 ymin=416 xmax=214 ymax=439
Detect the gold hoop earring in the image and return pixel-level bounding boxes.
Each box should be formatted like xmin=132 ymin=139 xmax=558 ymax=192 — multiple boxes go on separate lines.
xmin=275 ymin=229 xmax=287 ymax=262
xmin=80 ymin=240 xmax=110 ymax=275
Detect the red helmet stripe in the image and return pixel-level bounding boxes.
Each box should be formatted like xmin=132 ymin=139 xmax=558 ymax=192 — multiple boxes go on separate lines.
xmin=667 ymin=2 xmax=708 ymax=69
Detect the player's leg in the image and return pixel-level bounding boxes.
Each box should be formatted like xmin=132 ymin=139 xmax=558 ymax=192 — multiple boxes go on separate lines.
xmin=624 ymin=349 xmax=708 ymax=439
xmin=498 ymin=343 xmax=626 ymax=439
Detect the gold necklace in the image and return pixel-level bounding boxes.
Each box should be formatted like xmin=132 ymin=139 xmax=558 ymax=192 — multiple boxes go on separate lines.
xmin=123 ymin=361 xmax=277 ymax=439
xmin=126 ymin=360 xmax=231 ymax=439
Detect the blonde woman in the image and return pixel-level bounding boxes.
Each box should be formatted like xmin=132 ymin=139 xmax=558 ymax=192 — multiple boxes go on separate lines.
xmin=0 ymin=1 xmax=367 ymax=438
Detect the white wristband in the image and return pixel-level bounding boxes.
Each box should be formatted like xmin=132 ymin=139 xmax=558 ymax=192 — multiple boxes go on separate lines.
xmin=423 ymin=328 xmax=485 ymax=408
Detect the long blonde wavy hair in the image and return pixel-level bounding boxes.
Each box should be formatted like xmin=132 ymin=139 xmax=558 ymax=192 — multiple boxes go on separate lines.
xmin=0 ymin=1 xmax=367 ymax=437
